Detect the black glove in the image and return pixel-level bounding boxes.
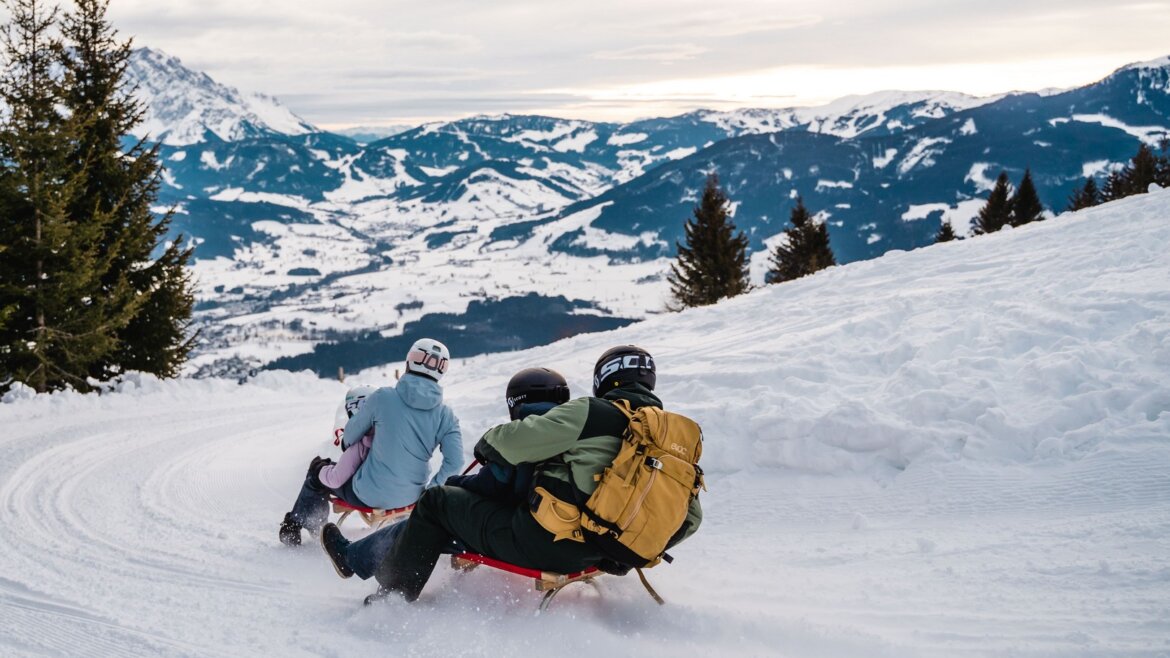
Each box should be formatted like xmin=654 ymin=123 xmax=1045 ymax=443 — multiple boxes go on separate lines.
xmin=472 ymin=439 xmax=490 ymax=465
xmin=308 ymin=455 xmax=334 ymax=480
xmin=444 ymin=473 xmax=472 ymax=488
xmin=594 ymin=558 xmax=632 ymax=576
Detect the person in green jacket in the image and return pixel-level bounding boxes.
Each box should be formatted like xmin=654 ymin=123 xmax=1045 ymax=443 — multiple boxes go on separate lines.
xmin=365 ymin=345 xmax=703 ymax=604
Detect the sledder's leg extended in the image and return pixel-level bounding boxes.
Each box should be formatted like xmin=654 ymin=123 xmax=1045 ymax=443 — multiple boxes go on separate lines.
xmin=343 ymin=520 xmax=407 ymax=580
xmin=372 ymin=485 xmax=602 ymax=602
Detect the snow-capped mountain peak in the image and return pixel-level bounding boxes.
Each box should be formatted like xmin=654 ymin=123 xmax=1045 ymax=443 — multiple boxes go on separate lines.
xmin=1120 ymin=55 xmax=1170 ymax=73
xmin=698 ymin=90 xmax=999 ymax=139
xmin=127 ymin=47 xmax=316 ymax=146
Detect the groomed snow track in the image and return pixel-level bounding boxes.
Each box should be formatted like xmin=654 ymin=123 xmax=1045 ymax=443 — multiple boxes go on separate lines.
xmin=2 ymin=190 xmax=1169 ymax=657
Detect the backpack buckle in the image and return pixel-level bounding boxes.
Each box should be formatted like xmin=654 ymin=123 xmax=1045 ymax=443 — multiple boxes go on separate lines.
xmin=645 ymin=456 xmax=663 ymax=470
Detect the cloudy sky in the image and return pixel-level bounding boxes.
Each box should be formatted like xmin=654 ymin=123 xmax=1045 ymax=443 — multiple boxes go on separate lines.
xmin=103 ymin=0 xmax=1170 ymax=129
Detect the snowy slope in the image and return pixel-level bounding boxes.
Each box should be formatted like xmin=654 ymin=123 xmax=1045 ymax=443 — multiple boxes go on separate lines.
xmin=2 ymin=131 xmax=1168 ymax=658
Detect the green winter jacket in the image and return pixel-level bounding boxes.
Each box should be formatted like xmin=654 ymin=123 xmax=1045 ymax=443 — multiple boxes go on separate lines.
xmin=474 ymin=384 xmax=703 ymax=548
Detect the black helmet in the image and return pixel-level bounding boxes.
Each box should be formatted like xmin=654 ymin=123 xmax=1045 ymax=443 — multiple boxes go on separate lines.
xmin=506 ymin=367 xmax=571 ymax=420
xmin=592 ymin=345 xmax=655 ymax=396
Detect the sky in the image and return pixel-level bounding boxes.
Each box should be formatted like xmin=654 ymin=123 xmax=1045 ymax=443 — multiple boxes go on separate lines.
xmin=98 ymin=0 xmax=1170 ymax=129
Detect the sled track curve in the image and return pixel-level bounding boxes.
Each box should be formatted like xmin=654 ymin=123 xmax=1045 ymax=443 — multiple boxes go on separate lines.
xmin=0 ymin=393 xmax=358 ymax=657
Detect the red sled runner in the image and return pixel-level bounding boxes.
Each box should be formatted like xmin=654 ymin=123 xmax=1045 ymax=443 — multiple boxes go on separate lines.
xmin=449 ymin=551 xmax=665 ymax=612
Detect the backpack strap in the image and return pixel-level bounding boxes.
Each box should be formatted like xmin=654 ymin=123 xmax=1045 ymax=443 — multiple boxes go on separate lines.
xmin=635 ymin=567 xmax=666 ymax=605
xmin=609 ymin=398 xmax=635 ymax=420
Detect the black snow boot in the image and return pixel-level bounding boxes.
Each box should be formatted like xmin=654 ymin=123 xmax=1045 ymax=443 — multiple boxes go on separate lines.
xmin=320 ymin=523 xmax=353 ymax=579
xmin=363 ymin=587 xmax=398 ymax=606
xmin=279 ymin=512 xmax=302 ymax=547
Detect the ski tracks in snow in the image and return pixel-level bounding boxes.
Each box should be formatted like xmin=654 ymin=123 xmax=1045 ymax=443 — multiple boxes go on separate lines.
xmin=2 ymin=385 xmax=1168 ymax=657
xmin=0 ymin=388 xmax=346 ymax=656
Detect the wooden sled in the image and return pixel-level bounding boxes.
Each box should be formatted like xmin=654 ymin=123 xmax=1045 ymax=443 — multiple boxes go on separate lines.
xmin=450 ymin=552 xmax=601 ymax=612
xmin=449 ymin=552 xmax=665 ymax=612
xmin=330 ymin=497 xmax=413 ymax=530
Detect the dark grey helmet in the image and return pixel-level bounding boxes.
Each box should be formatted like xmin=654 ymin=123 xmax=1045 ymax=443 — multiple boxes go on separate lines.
xmin=506 ymin=367 xmax=570 ymax=420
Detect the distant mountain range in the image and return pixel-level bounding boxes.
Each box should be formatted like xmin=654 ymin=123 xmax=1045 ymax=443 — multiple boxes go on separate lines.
xmin=543 ymin=63 xmax=1170 ymax=263
xmin=332 ymin=126 xmax=413 ymax=144
xmin=124 ymin=48 xmax=1170 ymax=376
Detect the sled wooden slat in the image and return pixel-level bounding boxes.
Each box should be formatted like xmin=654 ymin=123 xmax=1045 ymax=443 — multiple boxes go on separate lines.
xmin=330 ymin=498 xmax=413 ymax=529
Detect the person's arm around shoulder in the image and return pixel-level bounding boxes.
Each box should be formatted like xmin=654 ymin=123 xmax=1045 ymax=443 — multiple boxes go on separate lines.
xmin=428 ymin=406 xmax=464 ymax=488
xmin=476 ymin=397 xmax=591 ymax=467
xmin=342 ymin=389 xmax=380 ymax=449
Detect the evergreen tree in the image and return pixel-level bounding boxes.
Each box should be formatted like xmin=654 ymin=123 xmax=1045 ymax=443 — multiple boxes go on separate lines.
xmin=1009 ymin=168 xmax=1044 ymax=226
xmin=972 ymin=171 xmax=1013 ymax=235
xmin=0 ymin=0 xmax=114 ymax=392
xmin=59 ymin=0 xmax=195 ymax=378
xmin=0 ymin=245 xmax=12 ymax=333
xmin=767 ymin=196 xmax=837 ymax=284
xmin=667 ymin=173 xmax=750 ymax=309
xmin=935 ymin=221 xmax=957 ymax=243
xmin=1065 ymin=177 xmax=1102 ymax=212
xmin=1104 ymin=144 xmax=1161 ymax=201
xmin=1128 ymin=143 xmax=1160 ymax=195
xmin=1102 ymin=169 xmax=1125 ymax=202
xmin=1156 ymin=139 xmax=1170 ymax=188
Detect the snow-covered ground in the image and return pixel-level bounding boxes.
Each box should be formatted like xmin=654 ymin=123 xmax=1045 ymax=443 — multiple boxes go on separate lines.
xmin=2 ymin=189 xmax=1168 ymax=657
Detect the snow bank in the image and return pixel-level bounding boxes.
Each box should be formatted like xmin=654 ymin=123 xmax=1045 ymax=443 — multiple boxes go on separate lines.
xmin=393 ymin=188 xmax=1170 ymax=481
xmin=1 ymin=370 xmax=342 ymax=422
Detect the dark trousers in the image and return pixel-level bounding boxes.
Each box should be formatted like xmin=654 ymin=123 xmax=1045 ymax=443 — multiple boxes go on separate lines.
xmin=340 ymin=519 xmax=463 ymax=580
xmin=288 ymin=466 xmax=367 ymax=534
xmin=373 ymin=485 xmax=604 ymax=601
xmin=344 ymin=520 xmax=407 ymax=580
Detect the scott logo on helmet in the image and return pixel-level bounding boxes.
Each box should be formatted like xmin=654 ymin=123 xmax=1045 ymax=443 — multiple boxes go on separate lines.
xmin=593 ymin=354 xmax=654 ymax=390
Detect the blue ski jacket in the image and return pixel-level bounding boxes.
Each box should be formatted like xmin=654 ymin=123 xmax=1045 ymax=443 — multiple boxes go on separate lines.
xmin=341 ymin=373 xmax=463 ymax=510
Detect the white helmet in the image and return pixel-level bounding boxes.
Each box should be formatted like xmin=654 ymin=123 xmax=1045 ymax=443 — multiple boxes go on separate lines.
xmin=343 ymin=385 xmax=377 ymax=418
xmin=405 ymin=338 xmax=450 ymax=381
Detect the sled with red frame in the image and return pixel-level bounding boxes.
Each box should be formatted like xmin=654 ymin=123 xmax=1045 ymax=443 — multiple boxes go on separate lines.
xmin=449 ymin=551 xmax=665 ymax=612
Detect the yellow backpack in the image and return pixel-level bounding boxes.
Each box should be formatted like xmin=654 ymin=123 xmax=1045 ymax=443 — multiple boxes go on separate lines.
xmin=579 ymin=400 xmax=705 ymax=568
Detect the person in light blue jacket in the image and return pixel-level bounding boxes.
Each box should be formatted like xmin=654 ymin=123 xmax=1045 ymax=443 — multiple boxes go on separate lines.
xmin=317 ymin=366 xmax=571 ymax=581
xmin=279 ymin=338 xmax=463 ymax=546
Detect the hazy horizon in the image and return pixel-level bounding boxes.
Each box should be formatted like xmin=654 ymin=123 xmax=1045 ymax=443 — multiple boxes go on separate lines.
xmin=25 ymin=0 xmax=1170 ymax=128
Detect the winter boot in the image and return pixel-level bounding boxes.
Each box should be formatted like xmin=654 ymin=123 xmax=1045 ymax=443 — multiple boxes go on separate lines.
xmin=363 ymin=587 xmax=399 ymax=606
xmin=320 ymin=523 xmax=353 ymax=579
xmin=279 ymin=512 xmax=302 ymax=547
